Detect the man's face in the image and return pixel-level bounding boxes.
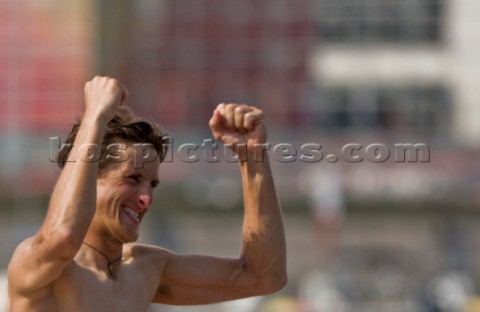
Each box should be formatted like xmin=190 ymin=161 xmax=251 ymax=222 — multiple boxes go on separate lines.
xmin=95 ymin=142 xmax=160 ymax=243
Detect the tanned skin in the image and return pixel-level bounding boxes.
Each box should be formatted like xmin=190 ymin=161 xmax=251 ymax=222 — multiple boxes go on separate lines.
xmin=7 ymin=76 xmax=287 ymax=311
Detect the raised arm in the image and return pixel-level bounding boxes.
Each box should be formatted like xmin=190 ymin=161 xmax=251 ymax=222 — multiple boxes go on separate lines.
xmin=8 ymin=76 xmax=127 ymax=294
xmin=154 ymin=103 xmax=287 ymax=305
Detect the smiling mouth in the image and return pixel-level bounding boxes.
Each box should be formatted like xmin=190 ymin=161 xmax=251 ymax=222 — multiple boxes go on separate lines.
xmin=123 ymin=206 xmax=141 ymax=224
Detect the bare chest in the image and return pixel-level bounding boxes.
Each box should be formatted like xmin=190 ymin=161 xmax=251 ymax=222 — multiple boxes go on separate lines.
xmin=51 ymin=263 xmax=159 ymax=312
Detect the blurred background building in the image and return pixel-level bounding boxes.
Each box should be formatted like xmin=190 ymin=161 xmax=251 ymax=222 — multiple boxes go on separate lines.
xmin=1 ymin=0 xmax=480 ymax=311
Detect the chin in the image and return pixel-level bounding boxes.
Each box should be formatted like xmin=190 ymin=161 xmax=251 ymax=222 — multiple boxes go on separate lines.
xmin=117 ymin=229 xmax=140 ymax=244
xmin=123 ymin=233 xmax=139 ymax=243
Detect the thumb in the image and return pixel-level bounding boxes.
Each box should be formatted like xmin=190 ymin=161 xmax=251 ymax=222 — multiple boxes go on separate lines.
xmin=209 ymin=105 xmax=225 ymax=141
xmin=118 ymin=82 xmax=129 ymax=106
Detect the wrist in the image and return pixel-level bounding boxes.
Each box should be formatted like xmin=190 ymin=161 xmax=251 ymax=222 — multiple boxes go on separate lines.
xmin=81 ymin=111 xmax=111 ymax=129
xmin=240 ymin=151 xmax=271 ymax=170
xmin=229 ymin=142 xmax=270 ymax=163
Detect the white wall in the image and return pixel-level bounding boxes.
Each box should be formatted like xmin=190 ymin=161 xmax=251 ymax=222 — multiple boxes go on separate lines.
xmin=446 ymin=0 xmax=480 ymax=145
xmin=309 ymin=0 xmax=480 ymax=146
xmin=0 ymin=271 xmax=8 ymax=312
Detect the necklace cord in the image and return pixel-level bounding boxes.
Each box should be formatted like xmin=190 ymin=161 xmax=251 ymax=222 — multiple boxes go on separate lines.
xmin=82 ymin=241 xmax=122 ymax=277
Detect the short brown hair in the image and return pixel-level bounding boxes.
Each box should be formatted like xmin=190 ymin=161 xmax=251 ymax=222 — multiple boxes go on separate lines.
xmin=57 ymin=106 xmax=169 ymax=176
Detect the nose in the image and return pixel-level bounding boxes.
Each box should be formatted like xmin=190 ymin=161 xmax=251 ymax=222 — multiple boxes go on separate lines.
xmin=137 ymin=190 xmax=153 ymax=209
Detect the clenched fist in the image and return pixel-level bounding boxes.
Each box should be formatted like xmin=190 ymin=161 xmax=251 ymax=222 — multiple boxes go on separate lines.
xmin=209 ymin=103 xmax=267 ymax=157
xmin=84 ymin=76 xmax=128 ymax=123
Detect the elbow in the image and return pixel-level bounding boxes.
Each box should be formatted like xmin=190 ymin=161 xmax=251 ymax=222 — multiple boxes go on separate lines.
xmin=261 ymin=270 xmax=288 ymax=294
xmin=251 ymin=268 xmax=287 ymax=295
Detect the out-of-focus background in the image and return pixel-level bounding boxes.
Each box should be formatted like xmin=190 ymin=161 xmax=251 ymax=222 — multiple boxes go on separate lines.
xmin=1 ymin=0 xmax=480 ymax=311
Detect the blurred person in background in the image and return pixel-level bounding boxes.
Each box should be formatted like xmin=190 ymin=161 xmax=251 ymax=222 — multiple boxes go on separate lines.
xmin=7 ymin=76 xmax=286 ymax=311
xmin=299 ymin=164 xmax=345 ymax=267
xmin=297 ymin=164 xmax=348 ymax=312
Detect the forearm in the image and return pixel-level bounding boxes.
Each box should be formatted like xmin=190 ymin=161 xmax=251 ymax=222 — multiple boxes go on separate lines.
xmin=40 ymin=117 xmax=107 ymax=251
xmin=239 ymin=155 xmax=287 ymax=289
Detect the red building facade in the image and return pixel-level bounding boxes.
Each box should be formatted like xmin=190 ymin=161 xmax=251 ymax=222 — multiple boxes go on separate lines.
xmin=0 ymin=1 xmax=93 ymax=132
xmin=122 ymin=0 xmax=315 ymax=128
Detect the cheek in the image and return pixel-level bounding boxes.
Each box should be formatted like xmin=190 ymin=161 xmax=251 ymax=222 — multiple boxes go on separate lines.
xmin=99 ymin=184 xmax=135 ymax=207
xmin=96 ymin=186 xmax=111 ymax=204
xmin=96 ymin=185 xmax=121 ymax=210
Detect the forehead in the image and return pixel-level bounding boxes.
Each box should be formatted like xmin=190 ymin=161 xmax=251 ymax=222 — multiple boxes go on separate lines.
xmin=108 ymin=141 xmax=160 ymax=176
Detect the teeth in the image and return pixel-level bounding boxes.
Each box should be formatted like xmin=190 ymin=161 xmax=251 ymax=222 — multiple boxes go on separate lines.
xmin=125 ymin=207 xmax=140 ymax=220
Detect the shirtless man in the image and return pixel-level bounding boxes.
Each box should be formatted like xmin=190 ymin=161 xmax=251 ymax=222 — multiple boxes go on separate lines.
xmin=7 ymin=76 xmax=287 ymax=311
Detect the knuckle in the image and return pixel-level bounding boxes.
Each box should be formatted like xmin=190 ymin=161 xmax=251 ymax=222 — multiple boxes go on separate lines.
xmin=235 ymin=105 xmax=251 ymax=115
xmin=234 ymin=106 xmax=244 ymax=113
xmin=225 ymin=103 xmax=236 ymax=110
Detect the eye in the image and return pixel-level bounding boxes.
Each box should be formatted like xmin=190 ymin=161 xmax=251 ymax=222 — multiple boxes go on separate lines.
xmin=151 ymin=180 xmax=159 ymax=189
xmin=127 ymin=175 xmax=141 ymax=183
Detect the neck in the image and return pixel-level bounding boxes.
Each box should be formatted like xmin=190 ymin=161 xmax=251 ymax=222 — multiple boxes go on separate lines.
xmin=82 ymin=241 xmax=122 ymax=278
xmin=83 ymin=224 xmax=123 ymax=258
xmin=81 ymin=232 xmax=124 ymax=278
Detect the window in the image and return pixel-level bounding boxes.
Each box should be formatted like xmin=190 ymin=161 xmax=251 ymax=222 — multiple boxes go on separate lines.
xmin=315 ymin=85 xmax=451 ymax=135
xmin=315 ymin=0 xmax=444 ymax=43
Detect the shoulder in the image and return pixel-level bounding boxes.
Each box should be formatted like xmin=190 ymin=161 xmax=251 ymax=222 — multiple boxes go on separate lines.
xmin=8 ymin=237 xmax=52 ymax=302
xmin=121 ymin=243 xmax=174 ymax=287
xmin=123 ymin=243 xmax=173 ymax=265
xmin=8 ymin=237 xmax=34 ymax=283
xmin=11 ymin=236 xmax=35 ymax=257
